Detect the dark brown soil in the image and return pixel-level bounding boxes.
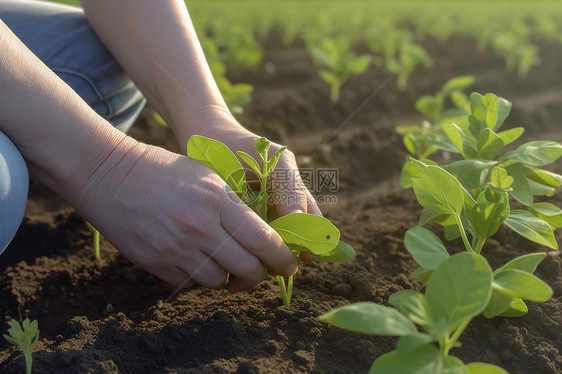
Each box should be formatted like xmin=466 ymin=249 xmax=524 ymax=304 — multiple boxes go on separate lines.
xmin=1 ymin=31 xmax=561 ymax=374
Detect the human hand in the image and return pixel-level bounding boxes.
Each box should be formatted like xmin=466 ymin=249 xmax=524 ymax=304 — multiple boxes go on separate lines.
xmin=70 ymin=139 xmax=298 ymax=292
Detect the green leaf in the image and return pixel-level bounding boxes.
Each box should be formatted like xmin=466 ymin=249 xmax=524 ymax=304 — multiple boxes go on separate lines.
xmin=466 ymin=187 xmax=510 ymax=239
xmin=498 ymin=298 xmax=528 ymax=317
xmin=489 ymin=166 xmax=513 ymax=190
xmin=476 ymin=128 xmax=503 ymax=159
xmin=254 ymin=137 xmax=271 ymax=159
xmin=400 ymin=158 xmax=437 ymax=188
xmin=425 ymin=252 xmax=493 ymax=330
xmin=269 ymin=213 xmax=340 ymax=255
xmin=441 ymin=76 xmax=474 ymax=97
xmin=187 ymin=135 xmax=247 ymax=197
xmin=396 ymin=333 xmax=433 ymax=355
xmin=528 ymin=202 xmax=562 ymax=229
xmin=498 ymin=252 xmax=547 ymax=273
xmin=466 ymin=363 xmax=509 ymax=374
xmin=493 ymin=268 xmax=553 ymax=302
xmin=418 ymin=210 xmax=456 ymax=227
xmin=411 ymin=266 xmax=433 ymax=281
xmin=442 ymin=356 xmax=467 ymax=374
xmin=237 ymin=151 xmax=262 ymax=177
xmin=404 ymin=226 xmax=450 ymax=270
xmin=347 ymin=55 xmax=372 ymax=74
xmin=468 ymin=93 xmax=511 ymax=134
xmin=444 ymin=159 xmax=496 ymax=190
xmin=266 ymin=146 xmax=287 ymax=176
xmin=443 ymin=123 xmax=477 ymax=158
xmin=496 ymin=127 xmax=524 ymax=146
xmin=319 ymin=70 xmax=337 ymax=85
xmin=483 ymin=289 xmax=515 ymax=318
xmin=415 ymin=95 xmax=440 ymax=119
xmin=505 ymin=163 xmax=534 ymax=205
xmin=526 ymin=169 xmax=562 ymax=188
xmin=403 ymin=133 xmax=421 ymax=156
xmin=502 ymin=141 xmax=562 ymax=167
xmin=504 ymin=210 xmax=558 ymax=249
xmin=318 ymin=302 xmax=417 ymax=336
xmin=389 ymin=290 xmax=433 ymax=326
xmin=315 ymin=240 xmax=356 ymax=262
xmin=370 ymin=345 xmax=442 ymax=374
xmin=412 ymin=166 xmax=464 ymax=216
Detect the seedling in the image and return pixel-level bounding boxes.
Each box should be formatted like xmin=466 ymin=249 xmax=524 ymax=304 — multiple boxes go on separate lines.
xmin=320 ymin=252 xmax=508 ymax=373
xmin=386 ymin=42 xmax=432 ymax=91
xmin=308 ymin=37 xmax=372 ymax=102
xmin=4 ymin=318 xmax=39 ymax=374
xmin=187 ymin=135 xmax=355 ymax=306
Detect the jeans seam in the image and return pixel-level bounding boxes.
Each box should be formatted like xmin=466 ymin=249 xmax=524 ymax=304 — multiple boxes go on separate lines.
xmin=52 ymin=67 xmax=114 ymax=117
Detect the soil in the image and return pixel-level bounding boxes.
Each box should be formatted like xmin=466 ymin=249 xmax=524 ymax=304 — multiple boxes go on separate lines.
xmin=1 ymin=30 xmax=562 ymax=374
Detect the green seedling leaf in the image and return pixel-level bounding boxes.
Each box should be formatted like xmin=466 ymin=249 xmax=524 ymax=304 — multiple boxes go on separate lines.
xmin=425 ymin=252 xmax=493 ymax=330
xmin=528 ymin=202 xmax=562 ymax=229
xmin=504 ymin=163 xmax=534 ymax=205
xmin=467 ymin=187 xmax=510 ymax=239
xmin=504 ymin=210 xmax=558 ymax=249
xmin=404 ymin=226 xmax=450 ymax=270
xmin=526 ymin=169 xmax=562 ymax=188
xmin=269 ymin=213 xmax=339 ymax=255
xmin=441 ymin=75 xmax=475 ymax=98
xmin=489 ymin=166 xmax=513 ymax=190
xmin=418 ymin=210 xmax=456 ymax=227
xmin=468 ymin=93 xmax=511 ymax=134
xmin=415 ymin=95 xmax=439 ymax=119
xmin=237 ymin=151 xmax=262 ymax=177
xmin=411 ymin=266 xmax=433 ymax=281
xmin=4 ymin=318 xmax=39 ymax=374
xmin=498 ymin=298 xmax=528 ymax=317
xmin=389 ymin=289 xmax=433 ymax=326
xmin=498 ymin=252 xmax=547 ymax=273
xmin=443 ymin=123 xmax=477 ymax=158
xmin=412 ymin=166 xmax=464 ymax=216
xmin=476 ymin=128 xmax=503 ymax=160
xmin=254 ymin=137 xmax=271 ymax=159
xmin=403 ymin=133 xmax=421 ymax=156
xmin=348 ymin=55 xmax=372 ymax=74
xmin=318 ymin=302 xmax=417 ymax=336
xmin=501 ymin=141 xmax=562 ymax=167
xmin=396 ymin=333 xmax=433 ymax=355
xmin=400 ymin=158 xmax=437 ymax=188
xmin=483 ymin=289 xmax=515 ymax=318
xmin=444 ymin=159 xmax=496 ymax=190
xmin=496 ymin=127 xmax=524 ymax=146
xmin=315 ymin=240 xmax=356 ymax=262
xmin=187 ymin=135 xmax=247 ymax=197
xmin=319 ymin=70 xmax=337 ymax=85
xmin=369 ymin=344 xmax=442 ymax=374
xmin=442 ymin=356 xmax=467 ymax=373
xmin=466 ymin=363 xmax=509 ymax=374
xmin=493 ymin=268 xmax=552 ymax=302
xmin=266 ymin=146 xmax=287 ymax=176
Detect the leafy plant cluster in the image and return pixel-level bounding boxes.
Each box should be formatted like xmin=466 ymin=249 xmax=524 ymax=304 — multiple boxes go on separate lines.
xmin=187 ymin=135 xmax=356 ymax=306
xmin=319 ymin=88 xmax=562 ymax=373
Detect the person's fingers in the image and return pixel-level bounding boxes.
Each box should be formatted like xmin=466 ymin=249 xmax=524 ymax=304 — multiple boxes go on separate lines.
xmin=146 ymin=264 xmax=197 ymax=289
xmin=201 ymin=228 xmax=266 ymax=292
xmin=220 ymin=193 xmax=298 ymax=278
xmin=174 ymin=250 xmax=230 ymax=289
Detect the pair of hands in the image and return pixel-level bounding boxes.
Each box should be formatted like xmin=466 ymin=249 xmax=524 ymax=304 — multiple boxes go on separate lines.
xmin=77 ymin=125 xmax=320 ymax=293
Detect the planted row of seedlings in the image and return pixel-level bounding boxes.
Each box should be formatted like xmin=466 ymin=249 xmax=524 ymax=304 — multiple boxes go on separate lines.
xmin=318 ymin=78 xmax=562 ymax=373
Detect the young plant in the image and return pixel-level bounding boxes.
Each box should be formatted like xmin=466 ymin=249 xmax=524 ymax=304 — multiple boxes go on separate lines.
xmin=396 ymin=75 xmax=474 ymax=159
xmin=187 ymin=135 xmax=355 ymax=306
xmin=386 ymin=42 xmax=432 ymax=91
xmin=320 ymin=252 xmax=508 ymax=373
xmin=4 ymin=318 xmax=39 ymax=374
xmin=308 ymin=38 xmax=372 ymax=102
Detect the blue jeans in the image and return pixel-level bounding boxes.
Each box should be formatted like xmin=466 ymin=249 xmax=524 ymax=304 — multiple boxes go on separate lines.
xmin=0 ymin=0 xmax=146 ymax=252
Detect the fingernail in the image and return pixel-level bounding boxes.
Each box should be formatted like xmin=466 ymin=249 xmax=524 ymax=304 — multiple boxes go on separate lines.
xmin=284 ymin=263 xmax=298 ymax=277
xmin=288 ymin=209 xmax=304 ymax=215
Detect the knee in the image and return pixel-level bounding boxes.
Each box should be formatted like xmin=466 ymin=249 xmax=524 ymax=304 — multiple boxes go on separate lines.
xmin=0 ymin=131 xmax=29 ymax=253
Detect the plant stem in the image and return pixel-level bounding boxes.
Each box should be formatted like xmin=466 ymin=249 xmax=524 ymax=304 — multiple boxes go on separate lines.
xmin=24 ymin=351 xmax=32 ymax=374
xmin=444 ymin=318 xmax=471 ymax=356
xmin=330 ymin=80 xmax=340 ymax=102
xmin=474 ymin=236 xmax=486 ymax=254
xmin=455 ymin=215 xmax=473 ymax=253
xmin=93 ymin=228 xmax=100 ymax=259
xmin=277 ymin=275 xmax=291 ymax=307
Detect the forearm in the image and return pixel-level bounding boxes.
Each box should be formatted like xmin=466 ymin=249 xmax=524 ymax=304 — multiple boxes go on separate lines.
xmin=80 ymin=0 xmax=238 ymax=150
xmin=0 ymin=20 xmax=136 ymax=201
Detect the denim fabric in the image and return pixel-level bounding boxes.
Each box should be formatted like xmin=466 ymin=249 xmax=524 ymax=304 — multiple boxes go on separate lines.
xmin=0 ymin=0 xmax=146 ymax=132
xmin=0 ymin=131 xmax=29 ymax=253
